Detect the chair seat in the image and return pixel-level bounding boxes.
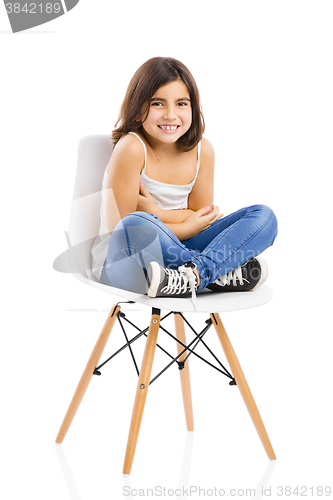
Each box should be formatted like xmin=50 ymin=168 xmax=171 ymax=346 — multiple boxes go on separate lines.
xmin=76 ymin=273 xmax=273 ymax=313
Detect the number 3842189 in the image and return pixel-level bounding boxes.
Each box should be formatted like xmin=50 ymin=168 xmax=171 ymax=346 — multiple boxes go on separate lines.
xmin=5 ymin=3 xmax=61 ymax=14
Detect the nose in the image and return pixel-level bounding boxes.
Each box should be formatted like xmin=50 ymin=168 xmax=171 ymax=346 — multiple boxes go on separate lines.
xmin=163 ymin=105 xmax=177 ymax=121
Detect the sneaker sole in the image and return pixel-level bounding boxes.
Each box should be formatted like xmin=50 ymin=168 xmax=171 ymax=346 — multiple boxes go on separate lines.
xmin=147 ymin=262 xmax=161 ymax=298
xmin=251 ymin=257 xmax=268 ymax=291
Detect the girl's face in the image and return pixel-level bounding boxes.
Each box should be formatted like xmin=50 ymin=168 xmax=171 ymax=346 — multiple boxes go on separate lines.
xmin=142 ymin=80 xmax=192 ymax=146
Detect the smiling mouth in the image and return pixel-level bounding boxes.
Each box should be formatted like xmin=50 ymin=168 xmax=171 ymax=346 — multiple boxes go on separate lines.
xmin=158 ymin=125 xmax=180 ymax=130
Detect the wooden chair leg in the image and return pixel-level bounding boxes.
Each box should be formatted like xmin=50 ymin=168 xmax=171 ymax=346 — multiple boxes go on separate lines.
xmin=210 ymin=313 xmax=276 ymax=460
xmin=174 ymin=313 xmax=194 ymax=431
xmin=123 ymin=308 xmax=161 ymax=475
xmin=55 ymin=304 xmax=121 ymax=444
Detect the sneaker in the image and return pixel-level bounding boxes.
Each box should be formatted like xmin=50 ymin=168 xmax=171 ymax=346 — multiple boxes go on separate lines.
xmin=147 ymin=261 xmax=198 ymax=299
xmin=206 ymin=257 xmax=268 ymax=292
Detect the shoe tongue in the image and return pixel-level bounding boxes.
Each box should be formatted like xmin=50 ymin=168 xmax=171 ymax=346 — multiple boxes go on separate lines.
xmin=185 ymin=262 xmax=198 ymax=287
xmin=180 ymin=264 xmax=197 ymax=291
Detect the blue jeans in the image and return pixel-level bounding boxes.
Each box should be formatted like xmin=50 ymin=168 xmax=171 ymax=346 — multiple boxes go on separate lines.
xmin=101 ymin=204 xmax=278 ymax=294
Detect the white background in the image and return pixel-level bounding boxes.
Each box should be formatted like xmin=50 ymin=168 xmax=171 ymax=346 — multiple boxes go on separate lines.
xmin=1 ymin=1 xmax=332 ymax=498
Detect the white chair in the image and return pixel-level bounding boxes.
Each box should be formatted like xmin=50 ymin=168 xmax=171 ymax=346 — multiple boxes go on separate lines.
xmin=54 ymin=135 xmax=276 ymax=475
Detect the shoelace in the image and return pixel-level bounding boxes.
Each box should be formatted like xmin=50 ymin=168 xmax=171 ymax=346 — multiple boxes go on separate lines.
xmin=161 ymin=265 xmax=198 ymax=305
xmin=216 ymin=265 xmax=250 ymax=286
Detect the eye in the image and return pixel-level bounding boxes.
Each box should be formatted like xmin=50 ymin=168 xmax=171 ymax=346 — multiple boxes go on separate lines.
xmin=178 ymin=101 xmax=190 ymax=106
xmin=151 ymin=101 xmax=163 ymax=107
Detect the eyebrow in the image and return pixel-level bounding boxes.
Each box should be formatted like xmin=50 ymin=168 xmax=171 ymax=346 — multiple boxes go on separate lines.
xmin=151 ymin=97 xmax=191 ymax=102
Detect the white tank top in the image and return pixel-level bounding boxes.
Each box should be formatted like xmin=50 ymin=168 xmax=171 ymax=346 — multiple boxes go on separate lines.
xmin=91 ymin=132 xmax=201 ymax=280
xmin=130 ymin=132 xmax=201 ymax=210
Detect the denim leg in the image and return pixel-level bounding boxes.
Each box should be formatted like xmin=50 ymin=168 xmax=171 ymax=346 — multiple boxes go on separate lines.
xmin=184 ymin=204 xmax=278 ymax=289
xmin=101 ymin=206 xmax=278 ymax=293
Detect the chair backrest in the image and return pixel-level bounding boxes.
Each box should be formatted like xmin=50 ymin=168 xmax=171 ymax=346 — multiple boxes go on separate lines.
xmin=67 ymin=135 xmax=113 ymax=280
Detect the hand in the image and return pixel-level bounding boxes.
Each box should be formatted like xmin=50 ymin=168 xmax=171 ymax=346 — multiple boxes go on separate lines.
xmin=204 ymin=204 xmax=224 ymax=228
xmin=136 ymin=183 xmax=159 ymax=214
xmin=182 ymin=205 xmax=223 ymax=238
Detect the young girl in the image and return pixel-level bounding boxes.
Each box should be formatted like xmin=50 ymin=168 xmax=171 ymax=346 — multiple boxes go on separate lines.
xmin=91 ymin=57 xmax=278 ymax=299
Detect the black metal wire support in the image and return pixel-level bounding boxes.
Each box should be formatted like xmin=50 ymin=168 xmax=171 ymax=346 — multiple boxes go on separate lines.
xmin=93 ymin=308 xmax=236 ymax=386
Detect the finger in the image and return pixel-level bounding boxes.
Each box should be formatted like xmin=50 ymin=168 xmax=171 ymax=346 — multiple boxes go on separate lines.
xmin=209 ymin=206 xmax=220 ymax=219
xmin=208 ymin=205 xmax=218 ymax=216
xmin=204 ymin=210 xmax=224 ymax=227
xmin=200 ymin=209 xmax=217 ymax=220
xmin=205 ymin=211 xmax=223 ymax=224
xmin=212 ymin=208 xmax=223 ymax=218
xmin=213 ymin=213 xmax=224 ymax=222
xmin=196 ymin=206 xmax=212 ymax=216
xmin=140 ymin=183 xmax=150 ymax=196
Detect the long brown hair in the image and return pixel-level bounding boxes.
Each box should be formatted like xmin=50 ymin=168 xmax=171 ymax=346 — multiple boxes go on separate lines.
xmin=111 ymin=57 xmax=205 ymax=152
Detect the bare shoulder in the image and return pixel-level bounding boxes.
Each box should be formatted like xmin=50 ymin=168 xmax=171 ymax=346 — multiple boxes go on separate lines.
xmin=108 ymin=133 xmax=145 ymax=174
xmin=199 ymin=137 xmax=215 ymax=169
xmin=114 ymin=133 xmax=145 ymax=157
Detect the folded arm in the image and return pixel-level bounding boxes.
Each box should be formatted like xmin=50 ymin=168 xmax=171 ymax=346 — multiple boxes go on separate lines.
xmin=165 ymin=205 xmax=222 ymax=240
xmin=137 ymin=183 xmax=194 ymax=223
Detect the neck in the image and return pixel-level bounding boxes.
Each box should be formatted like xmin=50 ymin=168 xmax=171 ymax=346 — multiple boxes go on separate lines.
xmin=141 ymin=130 xmax=179 ymax=156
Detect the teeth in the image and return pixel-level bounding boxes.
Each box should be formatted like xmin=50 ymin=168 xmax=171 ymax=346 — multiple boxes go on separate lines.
xmin=160 ymin=125 xmax=178 ymax=130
